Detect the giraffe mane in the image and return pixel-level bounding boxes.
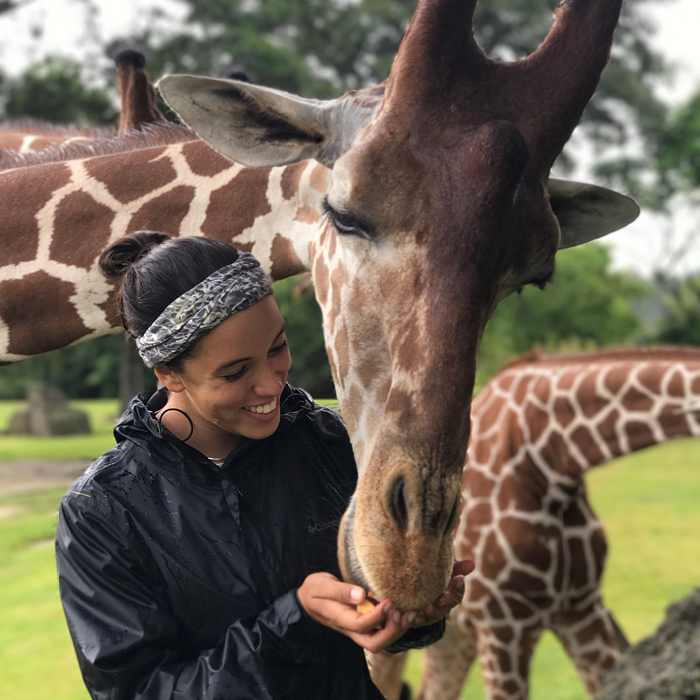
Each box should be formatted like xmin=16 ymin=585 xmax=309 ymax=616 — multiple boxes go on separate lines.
xmin=0 ymin=118 xmax=118 ymax=139
xmin=500 ymin=345 xmax=700 ymax=371
xmin=0 ymin=122 xmax=199 ymax=172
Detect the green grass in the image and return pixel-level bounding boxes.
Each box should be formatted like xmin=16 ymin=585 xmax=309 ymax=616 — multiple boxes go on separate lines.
xmin=0 ymin=487 xmax=89 ymax=700
xmin=0 ymin=399 xmax=120 ymax=462
xmin=0 ymin=398 xmax=698 ymax=700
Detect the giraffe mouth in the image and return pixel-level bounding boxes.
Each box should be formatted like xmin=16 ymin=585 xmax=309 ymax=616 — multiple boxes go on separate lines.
xmin=338 ymin=497 xmax=374 ymax=593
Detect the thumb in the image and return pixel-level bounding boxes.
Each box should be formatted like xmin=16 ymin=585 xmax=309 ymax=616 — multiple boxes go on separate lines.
xmin=327 ymin=579 xmax=365 ymax=606
xmin=452 ymin=559 xmax=475 ymax=577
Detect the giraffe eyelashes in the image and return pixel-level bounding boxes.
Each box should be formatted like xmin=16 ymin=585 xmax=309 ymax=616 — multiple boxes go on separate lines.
xmin=517 ymin=269 xmax=555 ymax=294
xmin=321 ymin=197 xmax=373 ymax=240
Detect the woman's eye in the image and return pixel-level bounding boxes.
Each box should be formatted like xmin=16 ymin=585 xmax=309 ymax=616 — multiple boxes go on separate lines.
xmin=223 ymin=367 xmax=248 ymax=382
xmin=321 ymin=197 xmax=370 ymax=239
xmin=269 ymin=340 xmax=289 ymax=356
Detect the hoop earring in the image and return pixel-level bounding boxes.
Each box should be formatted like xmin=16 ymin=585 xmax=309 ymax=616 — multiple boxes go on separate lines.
xmin=158 ymin=407 xmax=194 ymax=443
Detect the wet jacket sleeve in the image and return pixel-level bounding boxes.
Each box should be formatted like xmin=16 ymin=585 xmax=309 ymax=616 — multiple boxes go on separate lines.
xmin=56 ymin=495 xmax=328 ymax=700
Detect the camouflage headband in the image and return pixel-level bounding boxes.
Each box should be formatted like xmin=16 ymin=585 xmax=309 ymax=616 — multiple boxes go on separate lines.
xmin=135 ymin=252 xmax=274 ymax=368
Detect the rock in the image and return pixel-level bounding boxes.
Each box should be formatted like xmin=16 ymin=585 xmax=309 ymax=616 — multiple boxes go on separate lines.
xmin=6 ymin=382 xmax=91 ymax=436
xmin=596 ymin=588 xmax=700 ymax=700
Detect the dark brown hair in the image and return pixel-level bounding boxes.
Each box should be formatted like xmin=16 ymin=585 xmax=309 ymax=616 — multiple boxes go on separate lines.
xmin=99 ymin=231 xmax=240 ymax=370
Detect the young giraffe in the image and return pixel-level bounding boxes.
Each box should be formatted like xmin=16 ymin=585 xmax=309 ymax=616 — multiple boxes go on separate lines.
xmin=0 ymin=0 xmax=638 ymax=610
xmin=370 ymin=346 xmax=700 ymax=700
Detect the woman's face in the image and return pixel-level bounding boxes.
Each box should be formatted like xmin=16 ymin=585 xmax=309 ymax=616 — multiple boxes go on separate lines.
xmin=164 ymin=296 xmax=292 ymax=445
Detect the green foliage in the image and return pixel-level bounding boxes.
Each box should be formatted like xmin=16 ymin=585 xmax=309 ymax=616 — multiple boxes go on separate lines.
xmin=0 ymin=335 xmax=156 ymax=401
xmin=653 ymin=275 xmax=700 ymax=346
xmin=657 ymin=90 xmax=700 ymax=194
xmin=477 ymin=243 xmax=650 ymax=383
xmin=597 ymin=56 xmax=700 ymax=210
xmin=3 ymin=56 xmax=117 ymax=125
xmin=273 ymin=276 xmax=335 ymax=398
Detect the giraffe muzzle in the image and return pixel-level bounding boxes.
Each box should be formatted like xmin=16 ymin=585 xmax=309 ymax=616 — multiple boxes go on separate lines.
xmin=339 ymin=458 xmax=462 ymax=611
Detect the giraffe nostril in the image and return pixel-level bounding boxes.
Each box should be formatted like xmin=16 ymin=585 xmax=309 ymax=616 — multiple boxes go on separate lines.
xmin=388 ymin=476 xmax=408 ymax=532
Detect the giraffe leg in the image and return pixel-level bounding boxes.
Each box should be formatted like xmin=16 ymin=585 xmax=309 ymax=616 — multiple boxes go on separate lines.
xmin=416 ymin=619 xmax=479 ymax=700
xmin=477 ymin=622 xmax=544 ymax=700
xmin=552 ymin=604 xmax=622 ymax=696
xmin=366 ymin=649 xmax=409 ymax=700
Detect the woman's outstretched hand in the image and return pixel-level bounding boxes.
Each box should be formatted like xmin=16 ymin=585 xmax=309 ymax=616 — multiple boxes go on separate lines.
xmin=297 ymin=559 xmax=474 ymax=653
xmin=298 ymin=572 xmax=414 ymax=652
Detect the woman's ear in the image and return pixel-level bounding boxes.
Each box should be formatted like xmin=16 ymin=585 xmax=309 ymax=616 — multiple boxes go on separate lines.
xmin=154 ymin=365 xmax=186 ymax=393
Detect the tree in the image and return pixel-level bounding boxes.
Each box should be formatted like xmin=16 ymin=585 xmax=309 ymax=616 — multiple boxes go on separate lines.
xmin=0 ymin=335 xmax=158 ymax=400
xmin=476 ymin=243 xmax=650 ymax=385
xmin=273 ymin=277 xmax=335 ymax=398
xmin=652 ymin=274 xmax=700 ymax=347
xmin=2 ymin=56 xmax=117 ymax=125
xmin=0 ymin=0 xmax=32 ymax=13
xmin=597 ymin=84 xmax=700 ymax=347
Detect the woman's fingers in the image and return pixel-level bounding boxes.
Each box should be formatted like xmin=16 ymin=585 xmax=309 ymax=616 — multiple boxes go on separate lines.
xmin=409 ymin=560 xmax=474 ymax=627
xmin=349 ymin=608 xmax=416 ymax=653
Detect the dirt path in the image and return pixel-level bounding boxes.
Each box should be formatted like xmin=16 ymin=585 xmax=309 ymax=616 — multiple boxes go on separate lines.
xmin=0 ymin=460 xmax=90 ymax=496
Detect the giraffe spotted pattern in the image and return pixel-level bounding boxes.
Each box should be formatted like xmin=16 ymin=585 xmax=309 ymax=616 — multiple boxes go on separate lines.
xmin=0 ymin=141 xmax=326 ymax=361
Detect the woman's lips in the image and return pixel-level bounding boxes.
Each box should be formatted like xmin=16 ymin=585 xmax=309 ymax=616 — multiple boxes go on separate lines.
xmin=242 ymin=395 xmax=279 ymax=421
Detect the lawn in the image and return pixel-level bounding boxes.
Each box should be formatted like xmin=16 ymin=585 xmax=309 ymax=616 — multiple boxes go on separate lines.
xmin=0 ymin=399 xmax=698 ymax=700
xmin=0 ymin=399 xmax=121 ymax=462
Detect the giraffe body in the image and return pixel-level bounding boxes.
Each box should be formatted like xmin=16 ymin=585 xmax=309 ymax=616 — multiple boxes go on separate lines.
xmin=2 ymin=0 xmax=638 ymax=609
xmin=371 ymin=347 xmax=700 ymax=700
xmin=0 ymin=120 xmax=117 ymax=153
xmin=0 ymin=139 xmax=324 ymax=360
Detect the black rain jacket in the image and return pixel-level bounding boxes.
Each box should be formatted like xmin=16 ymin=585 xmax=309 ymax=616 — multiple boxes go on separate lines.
xmin=56 ymin=385 xmax=444 ymax=700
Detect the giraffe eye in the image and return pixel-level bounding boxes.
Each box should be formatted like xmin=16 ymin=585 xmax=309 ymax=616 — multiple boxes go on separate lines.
xmin=321 ymin=197 xmax=372 ymax=240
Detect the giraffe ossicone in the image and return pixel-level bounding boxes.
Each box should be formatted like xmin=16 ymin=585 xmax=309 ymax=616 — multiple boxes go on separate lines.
xmin=1 ymin=0 xmax=638 ymax=611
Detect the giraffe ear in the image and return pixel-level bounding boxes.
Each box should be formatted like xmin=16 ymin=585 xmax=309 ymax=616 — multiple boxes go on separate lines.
xmin=548 ymin=179 xmax=640 ymax=250
xmin=158 ymin=75 xmax=376 ymax=169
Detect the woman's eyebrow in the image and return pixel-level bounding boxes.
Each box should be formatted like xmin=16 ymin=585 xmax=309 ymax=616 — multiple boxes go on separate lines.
xmin=214 ymin=325 xmax=286 ymax=373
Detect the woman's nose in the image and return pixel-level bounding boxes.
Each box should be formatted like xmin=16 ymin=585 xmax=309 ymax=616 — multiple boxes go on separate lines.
xmin=253 ymin=362 xmax=285 ymax=395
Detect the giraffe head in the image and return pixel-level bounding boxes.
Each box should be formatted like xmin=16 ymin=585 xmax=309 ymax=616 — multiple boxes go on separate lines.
xmin=159 ymin=0 xmax=637 ymax=609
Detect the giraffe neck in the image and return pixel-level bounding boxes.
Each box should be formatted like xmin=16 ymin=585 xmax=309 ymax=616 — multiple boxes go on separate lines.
xmin=0 ymin=140 xmax=328 ymax=361
xmin=470 ymin=350 xmax=700 ymax=482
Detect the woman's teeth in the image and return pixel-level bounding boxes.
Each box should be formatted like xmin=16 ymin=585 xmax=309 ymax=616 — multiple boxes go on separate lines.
xmin=245 ymin=397 xmax=277 ymax=414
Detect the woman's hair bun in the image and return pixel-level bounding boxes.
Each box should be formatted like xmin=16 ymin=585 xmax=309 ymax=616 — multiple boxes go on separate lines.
xmin=99 ymin=231 xmax=170 ymax=279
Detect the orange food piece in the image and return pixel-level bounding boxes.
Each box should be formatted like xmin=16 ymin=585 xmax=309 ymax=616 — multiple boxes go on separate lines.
xmin=356 ymin=591 xmax=379 ymax=614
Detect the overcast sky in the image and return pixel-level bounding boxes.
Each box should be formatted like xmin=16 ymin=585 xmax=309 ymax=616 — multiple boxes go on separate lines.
xmin=1 ymin=0 xmax=700 ymax=278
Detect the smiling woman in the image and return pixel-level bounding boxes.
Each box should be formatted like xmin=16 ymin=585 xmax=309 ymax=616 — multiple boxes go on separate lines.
xmin=54 ymin=230 xmax=470 ymax=700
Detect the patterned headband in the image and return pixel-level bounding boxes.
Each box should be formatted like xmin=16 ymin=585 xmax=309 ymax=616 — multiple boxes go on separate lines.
xmin=135 ymin=252 xmax=274 ymax=368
